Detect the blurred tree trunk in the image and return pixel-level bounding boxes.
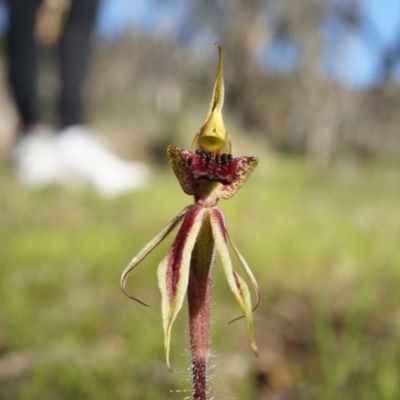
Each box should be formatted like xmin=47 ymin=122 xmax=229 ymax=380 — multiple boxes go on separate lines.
xmin=0 ymin=60 xmax=19 ymax=154
xmin=287 ymin=1 xmax=338 ymax=170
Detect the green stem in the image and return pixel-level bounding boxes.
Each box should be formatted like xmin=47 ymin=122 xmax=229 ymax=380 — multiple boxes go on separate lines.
xmin=188 ymin=214 xmax=214 ymax=400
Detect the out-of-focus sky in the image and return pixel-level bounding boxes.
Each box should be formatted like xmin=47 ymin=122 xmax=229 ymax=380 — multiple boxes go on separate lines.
xmin=322 ymin=0 xmax=400 ymax=88
xmin=1 ymin=0 xmax=400 ymax=90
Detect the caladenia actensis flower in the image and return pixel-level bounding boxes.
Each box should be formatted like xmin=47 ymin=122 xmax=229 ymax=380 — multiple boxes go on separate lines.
xmin=121 ymin=44 xmax=259 ymax=400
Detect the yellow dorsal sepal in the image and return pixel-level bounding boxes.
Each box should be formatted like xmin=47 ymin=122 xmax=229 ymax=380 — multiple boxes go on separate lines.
xmin=191 ymin=43 xmax=232 ymax=154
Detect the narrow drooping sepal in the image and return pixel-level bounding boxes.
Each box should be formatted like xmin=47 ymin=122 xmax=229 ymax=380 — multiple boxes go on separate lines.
xmin=157 ymin=205 xmax=207 ymax=371
xmin=120 ymin=206 xmax=191 ymax=305
xmin=225 ymin=228 xmax=260 ymax=320
xmin=209 ymin=208 xmax=258 ymax=356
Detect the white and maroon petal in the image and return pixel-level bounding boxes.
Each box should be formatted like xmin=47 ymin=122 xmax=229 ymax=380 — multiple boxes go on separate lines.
xmin=209 ymin=207 xmax=258 ymax=356
xmin=157 ymin=205 xmax=207 ymax=371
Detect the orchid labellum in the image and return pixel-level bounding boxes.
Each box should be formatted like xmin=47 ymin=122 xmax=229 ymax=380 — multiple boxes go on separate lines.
xmin=121 ymin=44 xmax=259 ymax=400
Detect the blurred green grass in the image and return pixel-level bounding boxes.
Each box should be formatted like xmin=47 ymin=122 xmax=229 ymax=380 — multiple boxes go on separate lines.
xmin=1 ymin=151 xmax=400 ymax=400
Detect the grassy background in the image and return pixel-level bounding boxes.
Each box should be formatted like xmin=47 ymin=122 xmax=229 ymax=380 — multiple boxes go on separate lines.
xmin=1 ymin=120 xmax=400 ymax=399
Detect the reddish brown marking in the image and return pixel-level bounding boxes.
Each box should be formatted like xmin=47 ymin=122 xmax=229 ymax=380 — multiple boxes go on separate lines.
xmin=212 ymin=208 xmax=227 ymax=241
xmin=165 ymin=206 xmax=199 ymax=303
xmin=232 ymin=270 xmax=244 ymax=297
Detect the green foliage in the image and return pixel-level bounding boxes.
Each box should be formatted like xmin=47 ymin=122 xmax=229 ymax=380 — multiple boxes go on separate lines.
xmin=0 ymin=155 xmax=399 ymax=399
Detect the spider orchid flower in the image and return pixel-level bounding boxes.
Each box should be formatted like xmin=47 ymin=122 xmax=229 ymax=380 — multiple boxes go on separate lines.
xmin=121 ymin=44 xmax=259 ymax=399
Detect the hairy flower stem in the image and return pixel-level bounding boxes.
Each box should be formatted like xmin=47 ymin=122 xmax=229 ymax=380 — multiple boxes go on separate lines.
xmin=188 ymin=213 xmax=214 ymax=400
